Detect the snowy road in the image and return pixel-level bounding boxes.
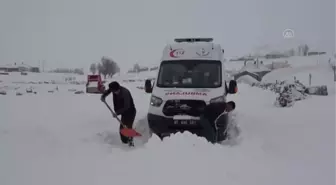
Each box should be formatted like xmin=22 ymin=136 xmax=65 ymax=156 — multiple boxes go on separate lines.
xmin=0 ymin=80 xmax=335 ymax=185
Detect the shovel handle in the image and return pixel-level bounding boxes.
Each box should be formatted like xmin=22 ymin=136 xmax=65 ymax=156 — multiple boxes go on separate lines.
xmin=103 ymin=101 xmax=141 ymax=137
xmin=103 ymin=101 xmax=127 ymax=128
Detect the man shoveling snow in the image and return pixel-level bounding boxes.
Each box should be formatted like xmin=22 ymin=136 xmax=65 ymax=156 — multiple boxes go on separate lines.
xmin=101 ymin=81 xmax=137 ymax=147
xmin=199 ymin=101 xmax=236 ymax=144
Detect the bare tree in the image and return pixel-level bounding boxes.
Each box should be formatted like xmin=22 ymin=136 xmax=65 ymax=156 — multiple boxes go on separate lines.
xmin=100 ymin=57 xmax=120 ymax=79
xmin=298 ymin=44 xmax=310 ymax=56
xmin=90 ymin=63 xmax=97 ymax=74
xmin=97 ymin=63 xmax=103 ymax=75
xmin=133 ymin=63 xmax=141 ymax=73
xmin=288 ymin=48 xmax=295 ymax=57
xmin=303 ymin=44 xmax=309 ymax=56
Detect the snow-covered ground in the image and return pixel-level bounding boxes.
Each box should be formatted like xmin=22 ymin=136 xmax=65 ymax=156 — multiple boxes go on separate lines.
xmin=0 ymin=72 xmax=86 ymax=84
xmin=0 ymin=56 xmax=335 ymax=185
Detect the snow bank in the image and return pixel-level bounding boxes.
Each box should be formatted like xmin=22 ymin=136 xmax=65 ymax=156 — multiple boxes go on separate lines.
xmin=236 ymin=75 xmax=259 ymax=85
xmin=263 ymin=65 xmax=335 ymax=94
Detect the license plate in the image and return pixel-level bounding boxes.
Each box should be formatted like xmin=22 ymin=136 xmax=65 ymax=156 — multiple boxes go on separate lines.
xmin=173 ymin=119 xmax=197 ymax=125
xmin=173 ymin=115 xmax=199 ymax=125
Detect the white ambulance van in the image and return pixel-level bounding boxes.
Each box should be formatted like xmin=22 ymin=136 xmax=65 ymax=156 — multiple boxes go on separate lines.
xmin=144 ymin=38 xmax=237 ymax=139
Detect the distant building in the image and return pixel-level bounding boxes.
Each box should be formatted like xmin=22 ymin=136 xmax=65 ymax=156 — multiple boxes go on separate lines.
xmin=265 ymin=52 xmax=289 ymax=59
xmin=0 ymin=63 xmax=40 ymax=73
xmin=30 ymin=67 xmax=40 ymax=72
xmin=0 ymin=64 xmax=19 ymax=72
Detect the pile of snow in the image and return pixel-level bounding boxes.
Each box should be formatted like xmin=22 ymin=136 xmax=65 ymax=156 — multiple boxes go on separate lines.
xmin=274 ymin=81 xmax=309 ymax=107
xmin=251 ymin=79 xmax=330 ymax=107
xmin=236 ymin=75 xmax=259 ymax=85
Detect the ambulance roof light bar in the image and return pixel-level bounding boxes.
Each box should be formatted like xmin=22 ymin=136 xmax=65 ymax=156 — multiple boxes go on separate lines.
xmin=174 ymin=38 xmax=213 ymax=43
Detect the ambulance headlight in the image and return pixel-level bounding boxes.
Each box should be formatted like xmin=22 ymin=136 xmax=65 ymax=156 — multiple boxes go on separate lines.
xmin=210 ymin=96 xmax=225 ymax=103
xmin=150 ymin=95 xmax=163 ymax=107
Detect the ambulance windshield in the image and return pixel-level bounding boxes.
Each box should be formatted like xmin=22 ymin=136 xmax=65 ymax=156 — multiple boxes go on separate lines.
xmin=157 ymin=60 xmax=222 ymax=88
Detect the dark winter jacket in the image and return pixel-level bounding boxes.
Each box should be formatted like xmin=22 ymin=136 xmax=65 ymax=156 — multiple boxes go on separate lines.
xmin=102 ymin=86 xmax=136 ymax=115
xmin=202 ymin=102 xmax=228 ymax=124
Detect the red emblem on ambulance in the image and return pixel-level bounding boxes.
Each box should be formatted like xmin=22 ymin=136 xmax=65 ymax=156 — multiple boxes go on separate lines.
xmin=169 ymin=49 xmax=185 ymax=58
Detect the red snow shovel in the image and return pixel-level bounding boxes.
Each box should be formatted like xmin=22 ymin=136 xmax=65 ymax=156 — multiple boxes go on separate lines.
xmin=103 ymin=101 xmax=142 ymax=137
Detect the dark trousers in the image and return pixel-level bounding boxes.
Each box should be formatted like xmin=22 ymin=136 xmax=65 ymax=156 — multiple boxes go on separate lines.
xmin=199 ymin=115 xmax=217 ymax=143
xmin=199 ymin=114 xmax=229 ymax=143
xmin=119 ymin=109 xmax=136 ymax=144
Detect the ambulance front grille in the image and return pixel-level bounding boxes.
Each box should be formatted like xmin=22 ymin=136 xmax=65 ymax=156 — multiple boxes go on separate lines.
xmin=162 ymin=100 xmax=206 ymax=117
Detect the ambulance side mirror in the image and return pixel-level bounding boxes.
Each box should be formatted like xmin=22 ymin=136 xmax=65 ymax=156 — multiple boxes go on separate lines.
xmin=227 ymin=80 xmax=238 ymax=94
xmin=145 ymin=79 xmax=153 ymax=93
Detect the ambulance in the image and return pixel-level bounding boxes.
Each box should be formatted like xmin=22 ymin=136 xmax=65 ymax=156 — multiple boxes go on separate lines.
xmin=144 ymin=38 xmax=237 ymax=139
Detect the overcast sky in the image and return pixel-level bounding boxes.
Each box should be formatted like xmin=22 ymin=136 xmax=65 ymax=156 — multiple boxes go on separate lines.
xmin=0 ymin=0 xmax=334 ymax=72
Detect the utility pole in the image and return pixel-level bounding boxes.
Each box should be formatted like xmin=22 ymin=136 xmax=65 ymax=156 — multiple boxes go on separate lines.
xmin=333 ymin=63 xmax=336 ymax=82
xmin=38 ymin=60 xmax=42 ymax=72
xmin=42 ymin=60 xmax=46 ymax=72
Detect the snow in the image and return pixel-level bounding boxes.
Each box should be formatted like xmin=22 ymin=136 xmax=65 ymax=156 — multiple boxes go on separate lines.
xmin=0 ymin=55 xmax=335 ymax=185
xmin=262 ymin=59 xmax=335 ymax=94
xmin=236 ymin=75 xmax=259 ymax=85
xmin=114 ymin=70 xmax=157 ymax=82
xmin=0 ymin=72 xmax=86 ymax=84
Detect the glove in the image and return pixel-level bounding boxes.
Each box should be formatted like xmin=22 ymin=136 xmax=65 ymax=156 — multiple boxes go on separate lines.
xmin=112 ymin=112 xmax=117 ymax=118
xmin=100 ymin=95 xmax=105 ymax=102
